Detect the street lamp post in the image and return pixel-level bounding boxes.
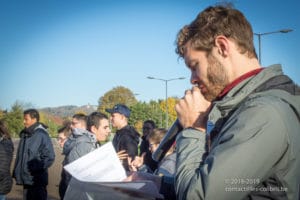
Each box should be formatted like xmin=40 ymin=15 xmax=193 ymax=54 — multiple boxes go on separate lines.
xmin=147 ymin=76 xmax=185 ymax=128
xmin=254 ymin=29 xmax=293 ymax=64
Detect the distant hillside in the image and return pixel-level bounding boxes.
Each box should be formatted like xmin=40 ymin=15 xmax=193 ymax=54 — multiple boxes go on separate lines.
xmin=40 ymin=104 xmax=97 ymax=118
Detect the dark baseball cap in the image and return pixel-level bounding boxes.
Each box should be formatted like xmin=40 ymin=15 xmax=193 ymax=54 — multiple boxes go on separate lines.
xmin=105 ymin=104 xmax=130 ymax=118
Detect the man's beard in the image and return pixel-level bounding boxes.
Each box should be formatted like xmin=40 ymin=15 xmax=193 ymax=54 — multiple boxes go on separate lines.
xmin=202 ymin=54 xmax=229 ymax=101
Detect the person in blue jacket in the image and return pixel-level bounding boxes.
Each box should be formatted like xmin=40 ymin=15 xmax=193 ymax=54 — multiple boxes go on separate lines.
xmin=13 ymin=109 xmax=55 ymax=200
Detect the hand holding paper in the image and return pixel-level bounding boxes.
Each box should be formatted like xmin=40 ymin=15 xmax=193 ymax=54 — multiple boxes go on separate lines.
xmin=64 ymin=142 xmax=127 ymax=182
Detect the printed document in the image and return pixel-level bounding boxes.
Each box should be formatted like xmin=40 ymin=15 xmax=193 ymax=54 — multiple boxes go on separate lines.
xmin=64 ymin=142 xmax=127 ymax=182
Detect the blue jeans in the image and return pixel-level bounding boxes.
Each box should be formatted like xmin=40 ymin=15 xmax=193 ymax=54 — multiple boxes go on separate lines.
xmin=0 ymin=194 xmax=6 ymax=200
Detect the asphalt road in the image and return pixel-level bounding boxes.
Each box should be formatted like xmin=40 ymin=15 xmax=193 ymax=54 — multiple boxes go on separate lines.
xmin=7 ymin=138 xmax=63 ymax=200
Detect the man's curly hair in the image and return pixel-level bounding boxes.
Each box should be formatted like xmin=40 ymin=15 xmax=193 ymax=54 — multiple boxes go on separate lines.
xmin=175 ymin=4 xmax=257 ymax=59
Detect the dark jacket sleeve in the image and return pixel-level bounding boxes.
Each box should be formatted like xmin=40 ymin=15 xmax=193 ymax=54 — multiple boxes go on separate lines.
xmin=139 ymin=138 xmax=148 ymax=155
xmin=59 ymin=163 xmax=70 ymax=199
xmin=0 ymin=139 xmax=14 ymax=194
xmin=40 ymin=130 xmax=55 ymax=169
xmin=116 ymin=130 xmax=139 ymax=171
xmin=160 ymin=176 xmax=176 ymax=200
xmin=118 ymin=134 xmax=139 ymax=159
xmin=28 ymin=129 xmax=55 ymax=172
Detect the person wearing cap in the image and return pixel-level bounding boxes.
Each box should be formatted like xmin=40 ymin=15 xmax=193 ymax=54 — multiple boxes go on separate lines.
xmin=106 ymin=104 xmax=140 ymax=171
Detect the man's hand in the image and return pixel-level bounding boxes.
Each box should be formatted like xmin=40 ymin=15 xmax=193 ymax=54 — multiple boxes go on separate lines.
xmin=127 ymin=152 xmax=146 ymax=171
xmin=175 ymin=86 xmax=211 ymax=132
xmin=117 ymin=150 xmax=128 ymax=160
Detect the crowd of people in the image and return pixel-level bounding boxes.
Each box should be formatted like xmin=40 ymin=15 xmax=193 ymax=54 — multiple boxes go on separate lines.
xmin=1 ymin=4 xmax=300 ymax=200
xmin=1 ymin=105 xmax=175 ymax=200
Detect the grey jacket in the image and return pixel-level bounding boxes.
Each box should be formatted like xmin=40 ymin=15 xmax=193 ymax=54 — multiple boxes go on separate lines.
xmin=155 ymin=152 xmax=176 ymax=177
xmin=63 ymin=128 xmax=98 ymax=164
xmin=175 ymin=65 xmax=300 ymax=200
xmin=59 ymin=128 xmax=98 ymax=199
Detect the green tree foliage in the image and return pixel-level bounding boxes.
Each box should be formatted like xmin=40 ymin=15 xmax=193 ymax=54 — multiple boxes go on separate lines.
xmin=98 ymin=86 xmax=137 ymax=113
xmin=148 ymin=100 xmax=165 ymax=128
xmin=129 ymin=101 xmax=165 ymax=131
xmin=0 ymin=108 xmax=5 ymax=119
xmin=39 ymin=112 xmax=60 ymax=138
xmin=96 ymin=86 xmax=181 ymax=131
xmin=3 ymin=101 xmax=24 ymax=137
xmin=129 ymin=102 xmax=149 ymax=133
xmin=47 ymin=120 xmax=59 ymax=138
xmin=159 ymin=97 xmax=180 ymax=127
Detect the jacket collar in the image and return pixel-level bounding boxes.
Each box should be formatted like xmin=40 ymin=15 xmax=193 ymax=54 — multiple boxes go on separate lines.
xmin=217 ymin=68 xmax=264 ymax=100
xmin=63 ymin=128 xmax=97 ymax=155
xmin=21 ymin=122 xmax=39 ymax=137
xmin=209 ymin=64 xmax=284 ymax=122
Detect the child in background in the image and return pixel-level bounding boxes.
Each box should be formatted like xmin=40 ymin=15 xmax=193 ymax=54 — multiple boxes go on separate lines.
xmin=129 ymin=128 xmax=176 ymax=177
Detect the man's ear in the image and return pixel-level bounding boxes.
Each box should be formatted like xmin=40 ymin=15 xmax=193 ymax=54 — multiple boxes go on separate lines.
xmin=32 ymin=118 xmax=38 ymax=123
xmin=214 ymin=35 xmax=229 ymax=57
xmin=91 ymin=125 xmax=97 ymax=134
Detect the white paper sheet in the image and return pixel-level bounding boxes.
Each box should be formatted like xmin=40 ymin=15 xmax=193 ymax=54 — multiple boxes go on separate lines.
xmin=63 ymin=142 xmax=127 ymax=182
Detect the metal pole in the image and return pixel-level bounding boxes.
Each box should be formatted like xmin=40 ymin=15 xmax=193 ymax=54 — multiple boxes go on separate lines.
xmin=165 ymin=80 xmax=168 ymax=128
xmin=147 ymin=76 xmax=185 ymax=129
xmin=258 ymin=34 xmax=261 ymax=64
xmin=254 ymin=29 xmax=293 ymax=64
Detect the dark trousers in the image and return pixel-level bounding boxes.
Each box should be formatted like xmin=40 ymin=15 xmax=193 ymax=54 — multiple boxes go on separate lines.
xmin=23 ymin=185 xmax=47 ymax=200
